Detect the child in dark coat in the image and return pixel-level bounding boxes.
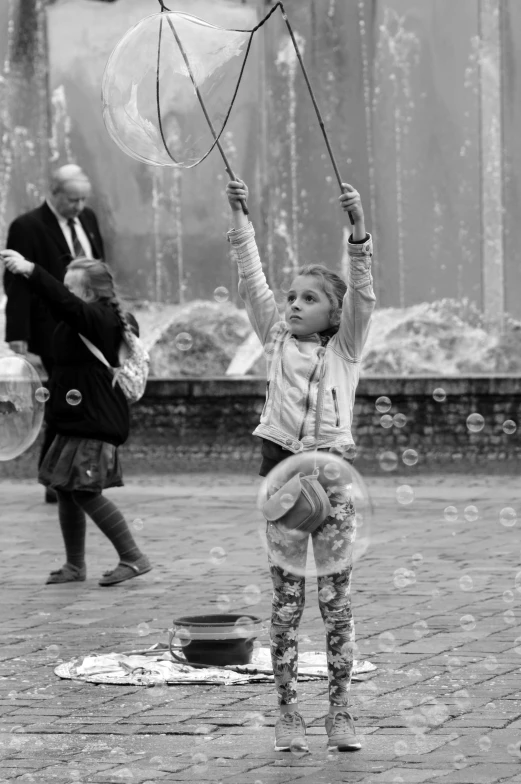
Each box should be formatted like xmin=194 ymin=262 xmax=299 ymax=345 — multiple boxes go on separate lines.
xmin=1 ymin=251 xmax=151 ymax=586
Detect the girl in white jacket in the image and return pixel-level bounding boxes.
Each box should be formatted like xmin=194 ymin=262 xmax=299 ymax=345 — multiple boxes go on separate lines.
xmin=226 ymin=179 xmax=375 ymax=755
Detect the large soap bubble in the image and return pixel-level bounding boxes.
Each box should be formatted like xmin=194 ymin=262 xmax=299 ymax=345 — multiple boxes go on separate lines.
xmin=258 ymin=451 xmax=373 ymax=577
xmin=0 ymin=357 xmax=45 ymax=460
xmin=102 ymin=11 xmax=251 ymax=167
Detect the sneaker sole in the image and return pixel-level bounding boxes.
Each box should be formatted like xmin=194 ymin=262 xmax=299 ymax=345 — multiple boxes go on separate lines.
xmin=327 ymin=741 xmax=362 ymax=752
xmin=274 ymin=742 xmax=310 ymax=752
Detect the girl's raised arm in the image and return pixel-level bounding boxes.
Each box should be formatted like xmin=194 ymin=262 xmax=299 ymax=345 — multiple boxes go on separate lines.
xmin=226 ymin=180 xmax=281 ymax=345
xmin=336 ymin=185 xmax=376 ymax=360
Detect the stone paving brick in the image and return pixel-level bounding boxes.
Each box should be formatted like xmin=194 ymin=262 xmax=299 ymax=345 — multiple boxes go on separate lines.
xmin=1 ymin=474 xmax=521 ymax=784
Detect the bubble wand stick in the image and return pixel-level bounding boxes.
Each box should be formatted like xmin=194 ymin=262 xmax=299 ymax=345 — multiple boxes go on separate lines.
xmin=157 ymin=0 xmax=249 ymax=215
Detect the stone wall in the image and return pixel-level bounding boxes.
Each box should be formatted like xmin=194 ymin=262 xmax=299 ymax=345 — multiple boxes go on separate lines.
xmin=2 ymin=376 xmax=520 ymax=479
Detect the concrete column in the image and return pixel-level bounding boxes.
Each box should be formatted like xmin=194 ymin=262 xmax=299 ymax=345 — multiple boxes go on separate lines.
xmin=479 ymin=0 xmax=504 ymax=321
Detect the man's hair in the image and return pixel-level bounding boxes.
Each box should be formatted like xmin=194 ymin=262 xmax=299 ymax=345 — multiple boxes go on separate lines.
xmin=50 ymin=164 xmax=90 ymax=194
xmin=296 ymin=264 xmax=347 ymax=325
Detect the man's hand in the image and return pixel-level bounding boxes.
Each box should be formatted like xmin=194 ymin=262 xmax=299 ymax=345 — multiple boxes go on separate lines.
xmin=0 ymin=249 xmax=35 ymax=277
xmin=226 ymin=179 xmax=249 ymax=213
xmin=9 ymin=341 xmax=28 ymax=356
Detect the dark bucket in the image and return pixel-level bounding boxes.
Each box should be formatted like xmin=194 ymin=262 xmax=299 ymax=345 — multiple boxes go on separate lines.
xmin=172 ymin=613 xmax=263 ymax=667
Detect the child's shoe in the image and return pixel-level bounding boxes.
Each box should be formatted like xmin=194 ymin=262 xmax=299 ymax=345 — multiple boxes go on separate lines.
xmin=46 ymin=563 xmax=86 ymax=584
xmin=274 ymin=711 xmax=309 ymax=753
xmin=98 ymin=555 xmax=152 ymax=586
xmin=325 ymin=710 xmax=362 ymax=751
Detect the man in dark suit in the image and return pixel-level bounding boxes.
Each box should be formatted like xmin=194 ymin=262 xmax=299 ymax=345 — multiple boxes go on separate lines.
xmin=3 ymin=164 xmax=104 ymax=501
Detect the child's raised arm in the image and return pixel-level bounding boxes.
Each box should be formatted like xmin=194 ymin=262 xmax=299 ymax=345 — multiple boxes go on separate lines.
xmin=336 ymin=183 xmax=376 ymax=360
xmin=226 ymin=179 xmax=281 ymax=346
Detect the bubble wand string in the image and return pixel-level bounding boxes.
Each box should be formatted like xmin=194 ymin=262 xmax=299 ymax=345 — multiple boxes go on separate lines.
xmin=157 ymin=0 xmax=249 ymax=215
xmin=276 ymin=2 xmax=354 ymax=225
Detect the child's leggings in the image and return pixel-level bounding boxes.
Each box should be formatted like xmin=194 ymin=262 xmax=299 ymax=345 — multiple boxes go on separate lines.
xmin=266 ymin=487 xmax=356 ymax=707
xmin=55 ymin=490 xmax=143 ymax=567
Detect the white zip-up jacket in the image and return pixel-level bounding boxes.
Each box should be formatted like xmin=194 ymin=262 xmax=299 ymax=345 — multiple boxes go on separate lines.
xmin=228 ymin=223 xmax=376 ymax=454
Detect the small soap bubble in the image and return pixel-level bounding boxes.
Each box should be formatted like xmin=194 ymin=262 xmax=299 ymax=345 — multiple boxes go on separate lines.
xmin=378 ymin=631 xmax=396 ymax=652
xmin=379 ymin=451 xmax=398 ymax=471
xmin=209 ymin=546 xmax=227 ymax=565
xmin=514 ymin=637 xmax=521 ymax=655
xmin=46 ymin=644 xmax=60 ymax=658
xmin=394 ymin=740 xmax=408 ymax=755
xmin=503 ymin=589 xmax=514 ymax=603
xmin=132 ymin=518 xmax=144 ymax=532
xmin=506 ymin=742 xmax=521 ymax=758
xmin=175 ymin=628 xmax=191 ymax=647
xmin=482 ymin=655 xmax=498 ymax=671
xmin=394 ymin=567 xmax=416 ymax=588
xmin=234 ymin=616 xmax=256 ymax=638
xmin=35 ymin=387 xmax=50 ymax=403
xmin=174 ymin=332 xmax=193 ymax=352
xmin=464 ymin=505 xmax=478 ymax=522
xmin=66 ymin=389 xmax=82 ymax=406
xmin=454 ymin=689 xmax=471 ymax=710
xmin=216 ymin=594 xmax=231 ymax=611
xmin=393 ymin=413 xmax=407 ymax=428
xmin=485 ymin=702 xmax=496 ymax=710
xmin=444 ymin=506 xmax=458 ymax=523
xmin=341 ymin=640 xmax=360 ymax=659
xmin=243 ymin=711 xmax=265 ymax=728
xmin=411 ymin=552 xmax=423 ymax=566
xmin=323 ymin=462 xmax=341 ymax=481
xmin=499 ymin=507 xmax=517 ymax=527
xmin=479 ymin=735 xmax=491 ymax=752
xmin=396 ymin=485 xmax=414 ymax=505
xmin=516 ymin=571 xmax=521 ymax=592
xmin=286 ymin=387 xmax=302 ymax=404
xmin=318 ymin=586 xmax=336 ymax=603
xmin=503 ymin=609 xmax=515 ymax=625
xmin=460 ymin=614 xmax=476 ymax=632
xmin=191 ymin=752 xmax=208 ymax=772
xmin=215 ymin=757 xmax=227 ymax=766
xmin=380 ymin=414 xmax=393 ymax=428
xmin=137 ymin=623 xmax=150 ymax=637
xmin=10 ymin=725 xmax=25 ymax=733
xmin=290 ymin=738 xmax=308 ymax=757
xmin=459 ymin=575 xmax=473 ymax=591
xmin=243 ymin=584 xmax=262 ymax=605
xmin=502 ymin=419 xmax=516 ymax=435
xmin=213 ymin=286 xmax=229 ymax=303
xmin=413 ymin=620 xmax=429 ymax=638
xmin=466 ymin=413 xmax=484 ymax=433
xmin=280 ymin=493 xmax=295 ymax=510
xmin=433 ymin=387 xmax=446 ymax=402
xmin=453 ymin=754 xmax=467 ymax=769
xmin=402 ymin=448 xmax=418 ymax=466
xmin=375 ymin=396 xmax=391 ymax=413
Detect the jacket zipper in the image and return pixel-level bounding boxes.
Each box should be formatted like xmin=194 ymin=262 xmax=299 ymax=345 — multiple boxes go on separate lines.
xmin=262 ymin=380 xmax=270 ymax=417
xmin=332 ymin=387 xmax=340 ymax=427
xmin=298 ymin=358 xmax=320 ymax=440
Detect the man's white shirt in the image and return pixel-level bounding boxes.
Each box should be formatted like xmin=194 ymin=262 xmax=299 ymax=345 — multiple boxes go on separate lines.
xmin=46 ymin=199 xmax=93 ymax=258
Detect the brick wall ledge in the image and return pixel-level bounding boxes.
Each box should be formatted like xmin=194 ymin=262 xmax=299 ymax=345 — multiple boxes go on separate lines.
xmin=144 ymin=375 xmax=521 ymax=397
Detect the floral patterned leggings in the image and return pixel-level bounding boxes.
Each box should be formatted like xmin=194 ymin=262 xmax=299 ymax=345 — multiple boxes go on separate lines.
xmin=266 ymin=486 xmax=356 ymax=707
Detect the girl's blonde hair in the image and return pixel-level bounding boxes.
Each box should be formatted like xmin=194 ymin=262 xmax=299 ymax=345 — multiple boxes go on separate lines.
xmin=297 ymin=264 xmax=347 ymax=327
xmin=67 ymin=257 xmax=128 ymax=330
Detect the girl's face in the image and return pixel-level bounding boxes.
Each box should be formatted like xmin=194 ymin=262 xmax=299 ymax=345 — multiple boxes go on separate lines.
xmin=285 ymin=275 xmax=334 ymax=337
xmin=64 ymin=269 xmax=93 ymax=302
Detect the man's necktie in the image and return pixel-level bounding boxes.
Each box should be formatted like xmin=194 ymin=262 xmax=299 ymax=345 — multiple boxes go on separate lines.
xmin=67 ymin=218 xmax=84 ymax=258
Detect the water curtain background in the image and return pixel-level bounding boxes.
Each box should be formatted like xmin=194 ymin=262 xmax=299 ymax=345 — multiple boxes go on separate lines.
xmin=1 ymin=0 xmax=520 ymax=317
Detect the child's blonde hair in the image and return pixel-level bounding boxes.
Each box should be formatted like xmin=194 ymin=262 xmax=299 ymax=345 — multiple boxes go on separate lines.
xmin=297 ymin=264 xmax=347 ymax=327
xmin=67 ymin=257 xmax=128 ymax=331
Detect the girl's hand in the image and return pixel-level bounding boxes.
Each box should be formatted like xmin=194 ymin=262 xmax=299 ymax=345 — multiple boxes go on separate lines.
xmin=226 ymin=179 xmax=249 ymax=213
xmin=339 ymin=184 xmax=364 ymax=224
xmin=1 ymin=249 xmax=34 ymax=277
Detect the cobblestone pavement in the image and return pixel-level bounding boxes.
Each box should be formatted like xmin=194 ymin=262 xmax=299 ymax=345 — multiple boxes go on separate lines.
xmin=1 ymin=472 xmax=521 ymax=784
